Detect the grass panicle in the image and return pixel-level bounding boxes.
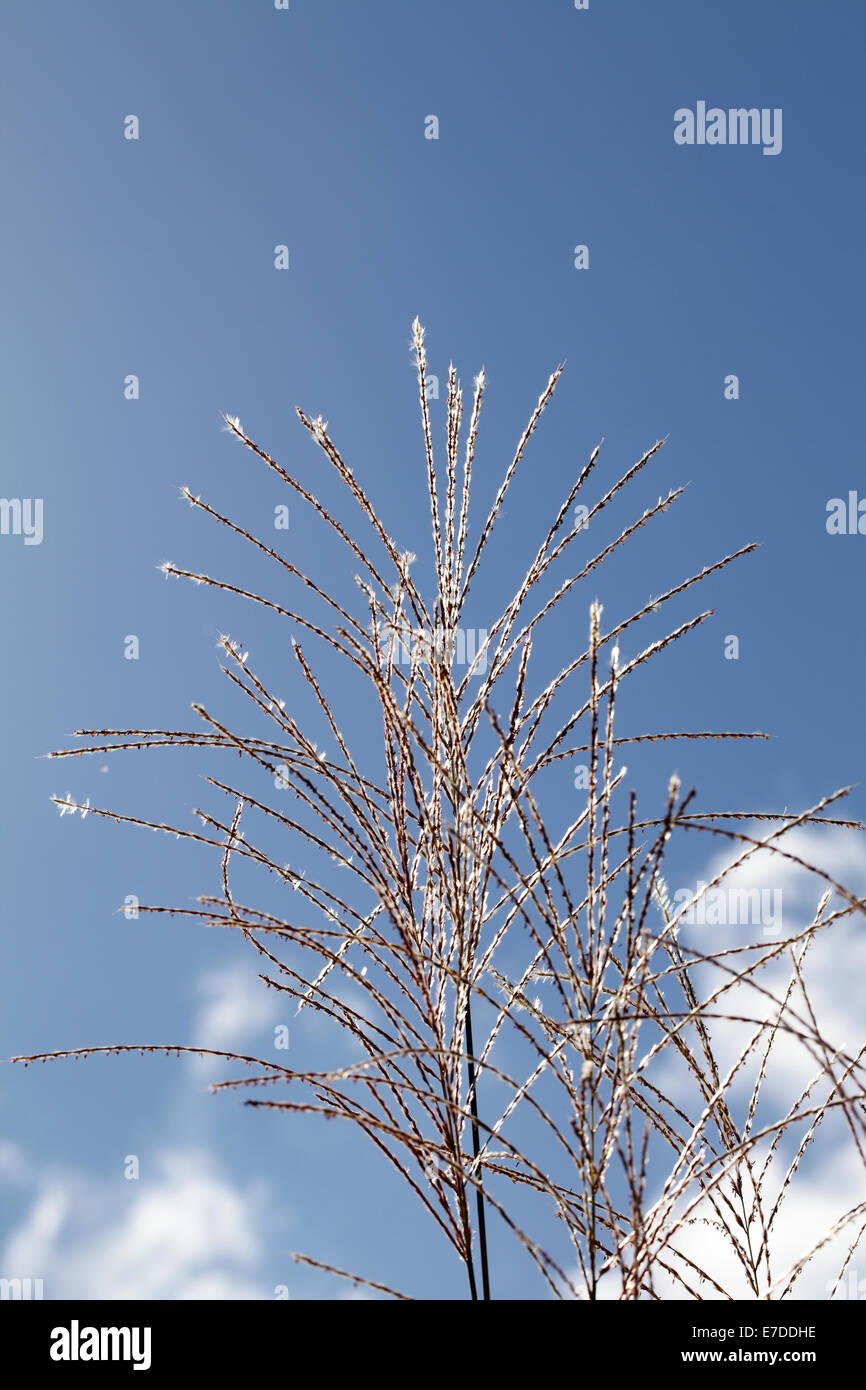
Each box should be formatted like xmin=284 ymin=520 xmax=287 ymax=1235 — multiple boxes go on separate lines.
xmin=18 ymin=321 xmax=865 ymax=1301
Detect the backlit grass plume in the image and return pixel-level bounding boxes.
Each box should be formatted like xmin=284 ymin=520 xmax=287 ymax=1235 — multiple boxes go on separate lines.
xmin=17 ymin=320 xmax=866 ymax=1300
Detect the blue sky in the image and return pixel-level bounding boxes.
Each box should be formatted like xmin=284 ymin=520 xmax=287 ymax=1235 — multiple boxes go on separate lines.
xmin=1 ymin=0 xmax=864 ymax=1299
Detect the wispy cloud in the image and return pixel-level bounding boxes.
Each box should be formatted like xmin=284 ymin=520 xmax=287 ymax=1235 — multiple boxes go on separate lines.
xmin=678 ymin=826 xmax=866 ymax=1094
xmin=189 ymin=961 xmax=284 ymax=1077
xmin=653 ymin=1145 xmax=865 ymax=1300
xmin=1 ymin=1146 xmax=273 ymax=1300
xmin=647 ymin=825 xmax=866 ymax=1298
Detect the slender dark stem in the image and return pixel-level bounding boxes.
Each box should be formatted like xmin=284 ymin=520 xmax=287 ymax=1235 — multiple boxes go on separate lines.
xmin=465 ymin=1251 xmax=479 ymax=1301
xmin=465 ymin=1000 xmax=491 ymax=1299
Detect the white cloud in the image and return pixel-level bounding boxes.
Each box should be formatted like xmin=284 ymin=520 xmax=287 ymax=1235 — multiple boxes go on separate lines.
xmin=1 ymin=1148 xmax=273 ymax=1300
xmin=189 ymin=962 xmax=284 ymax=1077
xmin=673 ymin=826 xmax=866 ymax=1094
xmin=570 ymin=1140 xmax=865 ymax=1303
xmin=652 ymin=1143 xmax=865 ymax=1300
xmin=1 ymin=963 xmax=292 ymax=1301
xmin=644 ymin=824 xmax=866 ymax=1299
xmin=0 ymin=1140 xmax=30 ymax=1186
